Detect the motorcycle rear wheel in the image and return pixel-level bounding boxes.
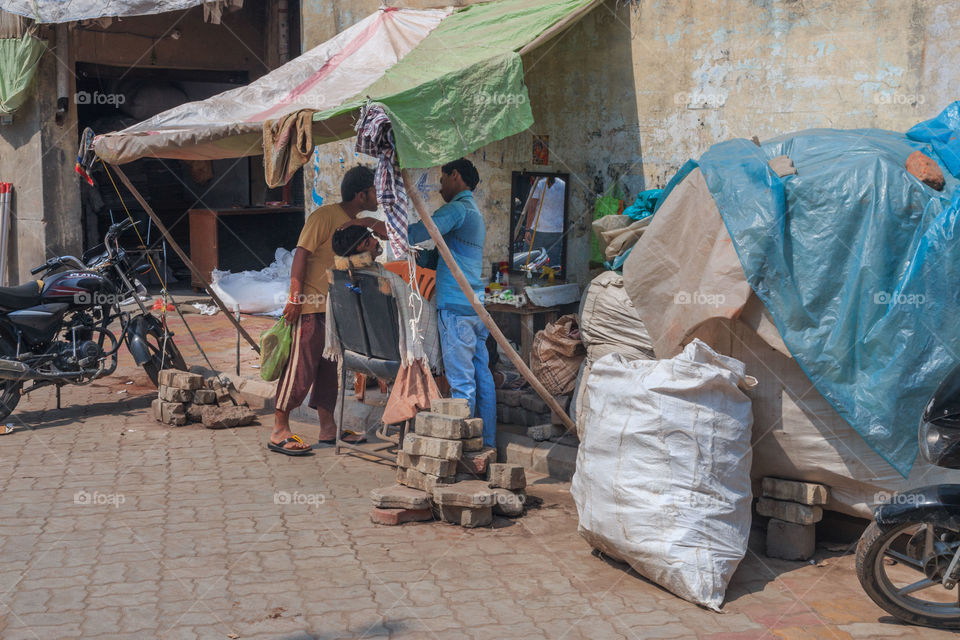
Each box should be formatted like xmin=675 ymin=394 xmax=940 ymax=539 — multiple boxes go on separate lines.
xmin=856 ymin=520 xmax=960 ymax=629
xmin=141 ymin=326 xmax=187 ymax=387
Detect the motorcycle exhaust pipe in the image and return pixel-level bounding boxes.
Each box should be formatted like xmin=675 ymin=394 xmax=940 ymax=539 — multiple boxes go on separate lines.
xmin=0 ymin=359 xmax=38 ymax=381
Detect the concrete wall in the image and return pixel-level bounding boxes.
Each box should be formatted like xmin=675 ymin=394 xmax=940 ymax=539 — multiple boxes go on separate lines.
xmin=628 ymin=0 xmax=960 ymax=187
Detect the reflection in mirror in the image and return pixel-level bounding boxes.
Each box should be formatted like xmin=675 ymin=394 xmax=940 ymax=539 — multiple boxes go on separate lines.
xmin=510 ymin=172 xmax=568 ymax=277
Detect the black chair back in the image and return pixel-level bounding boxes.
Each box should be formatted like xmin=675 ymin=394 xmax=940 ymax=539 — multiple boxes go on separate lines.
xmin=329 ymin=269 xmax=402 ymax=379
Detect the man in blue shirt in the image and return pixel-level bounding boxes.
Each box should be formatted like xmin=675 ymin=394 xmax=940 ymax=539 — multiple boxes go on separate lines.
xmin=345 ymin=158 xmax=496 ymax=447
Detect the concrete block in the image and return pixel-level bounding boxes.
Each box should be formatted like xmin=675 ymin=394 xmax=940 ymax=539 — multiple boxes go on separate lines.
xmin=192 ymin=389 xmax=217 ymax=405
xmin=396 ymin=452 xmax=456 ymax=478
xmin=761 ymin=477 xmax=828 ymax=505
xmin=430 ymin=397 xmax=471 ymax=418
xmin=414 ymin=412 xmax=481 ymax=439
xmin=158 ymin=385 xmax=193 ymax=403
xmin=457 ymin=448 xmax=497 ymax=477
xmin=185 ymin=404 xmax=204 ymax=423
xmin=766 ymin=518 xmax=815 ymax=561
xmin=438 ymin=505 xmax=492 ymax=528
xmin=401 ymin=433 xmax=462 ymax=460
xmin=756 ymin=497 xmax=822 ymax=525
xmin=370 ymin=507 xmax=433 ymax=526
xmin=462 ymin=437 xmax=484 ymax=452
xmin=488 ymin=463 xmax=526 ymax=490
xmin=158 ymin=401 xmax=186 ymax=426
xmin=234 ymin=378 xmax=275 ymax=413
xmin=492 ymin=488 xmax=525 ymax=517
xmin=519 ymin=393 xmax=549 ymax=414
xmin=432 ymin=480 xmax=496 ymax=508
xmin=201 ymin=405 xmax=256 ymax=429
xmin=527 ymin=423 xmax=566 ymax=442
xmin=396 ymin=467 xmax=453 ymax=493
xmin=159 ymin=370 xmax=203 ymax=391
xmin=498 ymin=389 xmax=522 ymax=407
xmin=370 ymin=485 xmax=432 ymax=510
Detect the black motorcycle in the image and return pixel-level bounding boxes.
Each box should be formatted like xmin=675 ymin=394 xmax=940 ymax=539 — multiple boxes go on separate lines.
xmin=856 ymin=367 xmax=960 ymax=629
xmin=0 ymin=218 xmax=186 ymax=421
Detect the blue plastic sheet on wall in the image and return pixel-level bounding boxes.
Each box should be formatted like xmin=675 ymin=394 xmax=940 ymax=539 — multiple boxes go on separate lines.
xmin=697 ymin=105 xmax=960 ymax=476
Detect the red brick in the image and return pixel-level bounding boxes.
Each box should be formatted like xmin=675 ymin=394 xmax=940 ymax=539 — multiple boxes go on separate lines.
xmin=369 ymin=507 xmax=433 ymax=526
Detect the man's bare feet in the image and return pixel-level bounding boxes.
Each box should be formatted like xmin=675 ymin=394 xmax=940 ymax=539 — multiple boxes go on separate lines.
xmin=271 ymin=410 xmax=311 ymax=452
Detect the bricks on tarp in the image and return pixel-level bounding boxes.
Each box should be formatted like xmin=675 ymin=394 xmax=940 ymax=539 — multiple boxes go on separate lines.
xmin=488 ymin=463 xmax=526 ymax=490
xmin=457 ymin=448 xmax=497 ymax=477
xmin=430 ymin=397 xmax=471 ymax=418
xmin=761 ymin=477 xmax=829 ymax=506
xmin=370 ymin=507 xmax=433 ymax=526
xmin=397 ymin=452 xmax=456 ymax=478
xmin=370 ymin=485 xmax=432 ymax=510
xmin=438 ymin=505 xmax=492 ymax=528
xmin=766 ymin=518 xmax=815 ymax=560
xmin=432 ymin=480 xmax=495 ymax=508
xmin=756 ymin=497 xmax=822 ymax=525
xmin=492 ymin=488 xmax=524 ymax=517
xmin=401 ymin=433 xmax=462 ymax=460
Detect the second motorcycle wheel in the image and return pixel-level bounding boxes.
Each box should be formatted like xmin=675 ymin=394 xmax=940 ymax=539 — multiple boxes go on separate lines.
xmin=141 ymin=327 xmax=188 ymax=387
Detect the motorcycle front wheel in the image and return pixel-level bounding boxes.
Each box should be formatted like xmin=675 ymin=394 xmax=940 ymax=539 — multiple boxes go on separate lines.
xmin=856 ymin=520 xmax=960 ymax=629
xmin=140 ymin=325 xmax=187 ymax=387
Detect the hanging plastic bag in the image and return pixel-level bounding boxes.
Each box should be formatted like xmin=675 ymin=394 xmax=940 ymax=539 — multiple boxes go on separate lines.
xmin=259 ymin=318 xmax=292 ymax=382
xmin=590 ymin=181 xmax=625 ymax=265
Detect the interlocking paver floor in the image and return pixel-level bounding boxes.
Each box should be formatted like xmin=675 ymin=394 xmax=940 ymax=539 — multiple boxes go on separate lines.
xmin=0 ymin=311 xmax=954 ymax=639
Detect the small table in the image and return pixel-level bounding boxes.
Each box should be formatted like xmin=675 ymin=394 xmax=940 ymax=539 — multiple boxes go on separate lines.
xmin=485 ymin=303 xmax=562 ymax=365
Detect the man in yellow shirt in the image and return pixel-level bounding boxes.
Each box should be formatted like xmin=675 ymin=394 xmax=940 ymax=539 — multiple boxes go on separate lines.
xmin=268 ymin=166 xmax=381 ymax=455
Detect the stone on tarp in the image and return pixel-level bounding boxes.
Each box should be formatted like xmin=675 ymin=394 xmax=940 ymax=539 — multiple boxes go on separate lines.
xmin=906 ymin=150 xmax=945 ymax=191
xmin=370 ymin=485 xmax=432 ymax=510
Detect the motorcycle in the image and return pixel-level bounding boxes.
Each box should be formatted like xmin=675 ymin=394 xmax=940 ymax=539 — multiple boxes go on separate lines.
xmin=0 ymin=218 xmax=186 ymax=421
xmin=856 ymin=367 xmax=960 ymax=629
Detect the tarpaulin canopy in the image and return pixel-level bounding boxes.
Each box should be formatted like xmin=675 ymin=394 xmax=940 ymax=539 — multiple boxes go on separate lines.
xmin=0 ymin=0 xmax=238 ymax=23
xmin=94 ymin=0 xmax=600 ymax=168
xmin=0 ymin=33 xmax=44 ymax=114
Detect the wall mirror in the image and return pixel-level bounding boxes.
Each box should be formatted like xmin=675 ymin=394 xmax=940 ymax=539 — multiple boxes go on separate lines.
xmin=509 ymin=171 xmax=569 ymax=277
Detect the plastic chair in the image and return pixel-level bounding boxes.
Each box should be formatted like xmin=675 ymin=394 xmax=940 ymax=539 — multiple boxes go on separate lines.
xmin=328 ymin=268 xmax=408 ymax=463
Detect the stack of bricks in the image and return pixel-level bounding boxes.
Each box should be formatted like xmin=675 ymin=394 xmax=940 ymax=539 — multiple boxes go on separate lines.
xmin=496 ymin=388 xmax=570 ymax=441
xmin=758 ymin=477 xmax=829 ymax=561
xmin=370 ymin=397 xmax=528 ymax=527
xmin=152 ymin=369 xmax=256 ymax=429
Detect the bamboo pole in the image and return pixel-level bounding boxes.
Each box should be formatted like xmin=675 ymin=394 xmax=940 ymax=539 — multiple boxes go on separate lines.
xmin=401 ymin=169 xmax=576 ymax=432
xmin=110 ymin=164 xmax=261 ymax=354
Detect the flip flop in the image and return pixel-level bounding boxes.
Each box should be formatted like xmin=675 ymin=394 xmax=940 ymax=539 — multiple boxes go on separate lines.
xmin=268 ymin=435 xmax=313 ymax=456
xmin=318 ymin=429 xmax=368 ymax=446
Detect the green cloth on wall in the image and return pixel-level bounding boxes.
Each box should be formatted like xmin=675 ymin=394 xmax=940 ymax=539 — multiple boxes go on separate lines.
xmin=0 ymin=35 xmax=46 ymax=115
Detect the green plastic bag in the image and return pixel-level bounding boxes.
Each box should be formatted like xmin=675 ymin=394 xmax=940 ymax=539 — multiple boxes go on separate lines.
xmin=259 ymin=318 xmax=292 ymax=382
xmin=590 ymin=181 xmax=625 ymax=265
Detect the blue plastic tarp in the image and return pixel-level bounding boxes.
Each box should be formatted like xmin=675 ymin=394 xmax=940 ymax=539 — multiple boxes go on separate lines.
xmin=698 ymin=103 xmax=960 ymax=476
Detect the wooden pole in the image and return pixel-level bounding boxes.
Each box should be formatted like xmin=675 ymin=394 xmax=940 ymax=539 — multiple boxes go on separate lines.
xmin=401 ymin=169 xmax=576 ymax=432
xmin=110 ymin=164 xmax=261 ymax=354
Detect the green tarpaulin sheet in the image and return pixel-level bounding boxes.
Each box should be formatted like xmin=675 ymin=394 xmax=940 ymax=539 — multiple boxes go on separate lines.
xmin=0 ymin=35 xmax=46 ymax=115
xmin=316 ymin=0 xmax=597 ymax=168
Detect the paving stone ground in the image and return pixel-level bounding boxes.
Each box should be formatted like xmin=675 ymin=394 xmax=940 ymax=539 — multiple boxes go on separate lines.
xmin=0 ymin=311 xmax=954 ymax=639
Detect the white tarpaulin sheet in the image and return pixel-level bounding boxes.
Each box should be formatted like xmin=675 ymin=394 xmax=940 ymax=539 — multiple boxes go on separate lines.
xmin=94 ymin=7 xmax=448 ymax=164
xmin=1 ymin=0 xmax=217 ymax=23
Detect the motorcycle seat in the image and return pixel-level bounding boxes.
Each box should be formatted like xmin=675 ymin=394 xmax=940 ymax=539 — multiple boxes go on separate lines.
xmin=0 ymin=281 xmax=42 ymax=310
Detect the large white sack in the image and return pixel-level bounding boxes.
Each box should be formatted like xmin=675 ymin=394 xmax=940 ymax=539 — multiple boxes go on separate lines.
xmin=209 ymin=248 xmax=293 ymax=316
xmin=570 ymin=339 xmax=754 ymax=611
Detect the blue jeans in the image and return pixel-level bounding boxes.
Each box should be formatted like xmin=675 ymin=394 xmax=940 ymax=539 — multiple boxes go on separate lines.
xmin=438 ymin=309 xmax=497 ymax=447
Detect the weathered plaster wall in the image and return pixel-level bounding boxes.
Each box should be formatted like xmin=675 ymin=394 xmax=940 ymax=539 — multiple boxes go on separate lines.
xmin=629 ymin=0 xmax=960 ymax=187
xmin=302 ymin=0 xmax=474 ymax=47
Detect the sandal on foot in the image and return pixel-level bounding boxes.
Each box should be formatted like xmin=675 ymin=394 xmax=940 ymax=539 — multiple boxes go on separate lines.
xmin=268 ymin=435 xmax=313 ymax=456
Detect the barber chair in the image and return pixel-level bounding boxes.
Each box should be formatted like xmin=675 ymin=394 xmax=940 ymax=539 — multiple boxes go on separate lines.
xmin=328 ymin=268 xmax=407 ymax=463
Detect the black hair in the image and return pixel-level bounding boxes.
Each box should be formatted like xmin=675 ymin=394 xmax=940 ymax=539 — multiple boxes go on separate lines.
xmin=341 ymin=165 xmax=375 ymax=202
xmin=441 ymin=158 xmax=480 ymax=190
xmin=332 ymin=225 xmax=373 ymax=257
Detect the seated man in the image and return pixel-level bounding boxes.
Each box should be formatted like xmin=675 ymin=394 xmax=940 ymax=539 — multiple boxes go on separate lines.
xmin=325 ymin=226 xmax=441 ymax=373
